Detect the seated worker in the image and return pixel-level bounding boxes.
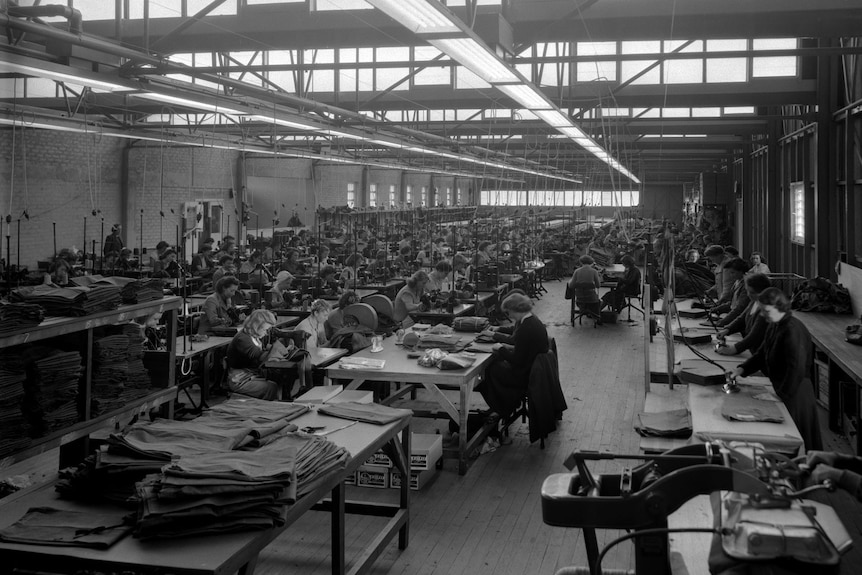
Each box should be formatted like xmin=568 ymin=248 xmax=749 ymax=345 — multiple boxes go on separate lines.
xmin=318 ymin=264 xmax=341 ymax=295
xmin=365 ymin=249 xmax=388 ymax=278
xmin=748 ymin=251 xmax=771 ymax=275
xmin=138 ymin=312 xmax=165 ymax=351
xmin=568 ymin=255 xmax=602 ymax=323
xmin=239 ymin=250 xmax=268 ymax=287
xmin=198 ymin=276 xmax=244 ymax=335
xmin=393 ymin=245 xmax=412 ymax=271
xmin=212 ymin=254 xmax=237 ymax=285
xmin=452 ymin=253 xmax=471 ymax=287
xmin=715 ymin=273 xmax=771 ymax=356
xmin=318 ymin=245 xmax=333 ymax=266
xmin=416 ymin=243 xmax=435 ymax=267
xmin=280 ymin=248 xmax=306 ymax=276
xmin=601 ymin=254 xmax=641 ymax=312
xmin=267 ymin=270 xmax=295 ymax=308
xmin=226 ymin=309 xmax=295 ymax=400
xmin=711 ymin=258 xmax=752 ymax=324
xmin=150 ymin=240 xmax=170 ymax=274
xmin=393 ymin=270 xmax=429 ymax=327
xmin=325 ymin=290 xmax=358 ymax=339
xmin=685 ymin=248 xmax=703 ymax=265
xmin=191 ymin=245 xmax=214 ymax=276
xmin=800 ymin=450 xmax=862 ymax=501
xmin=153 ymin=248 xmax=181 ymax=279
xmin=704 ymin=244 xmax=734 ymax=302
xmin=428 ymin=260 xmax=453 ymax=293
xmin=476 ymin=293 xmax=549 ymax=420
xmin=481 ymin=289 xmax=528 ymax=345
xmin=296 ymin=298 xmax=332 ymax=351
xmin=339 ymin=253 xmax=361 ymax=287
xmin=475 ymin=241 xmax=494 ymax=266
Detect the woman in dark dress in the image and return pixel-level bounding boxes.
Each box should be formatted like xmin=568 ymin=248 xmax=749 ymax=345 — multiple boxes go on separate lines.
xmin=601 ymin=254 xmax=641 ymax=312
xmin=715 ymin=273 xmax=770 ymax=356
xmin=477 ymin=293 xmax=549 ymax=418
xmin=730 ymin=287 xmax=823 ymax=450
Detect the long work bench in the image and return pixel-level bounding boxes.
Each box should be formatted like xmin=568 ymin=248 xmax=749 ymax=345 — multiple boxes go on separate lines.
xmin=795 ymin=311 xmax=862 ymax=454
xmin=0 ymin=406 xmax=412 ymax=575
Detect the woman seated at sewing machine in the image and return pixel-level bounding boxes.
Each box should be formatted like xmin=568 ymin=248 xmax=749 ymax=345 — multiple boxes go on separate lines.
xmin=428 ymin=260 xmax=453 ymax=293
xmin=267 ymin=270 xmax=295 ymax=308
xmin=226 ymin=309 xmax=299 ymax=400
xmin=198 ymin=276 xmax=244 ymax=335
xmin=601 ymin=255 xmax=641 ymax=313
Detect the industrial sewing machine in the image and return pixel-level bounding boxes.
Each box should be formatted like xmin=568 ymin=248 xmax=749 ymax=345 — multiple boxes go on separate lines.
xmin=541 ymin=442 xmax=852 ymax=575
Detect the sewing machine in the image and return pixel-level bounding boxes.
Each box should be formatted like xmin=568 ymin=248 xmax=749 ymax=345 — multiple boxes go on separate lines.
xmin=541 ymin=442 xmax=851 ymax=575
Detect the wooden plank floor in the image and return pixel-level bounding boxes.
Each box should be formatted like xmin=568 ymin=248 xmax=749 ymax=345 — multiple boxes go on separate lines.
xmin=257 ymin=279 xmax=650 ymax=575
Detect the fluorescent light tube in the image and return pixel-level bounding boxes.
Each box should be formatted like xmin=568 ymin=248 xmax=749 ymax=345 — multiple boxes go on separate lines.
xmin=134 ymin=92 xmax=246 ymax=116
xmin=0 ymin=59 xmax=130 ymax=93
xmin=430 ymin=38 xmax=519 ymax=84
xmin=495 ymin=84 xmax=553 ymax=110
xmin=367 ymin=0 xmax=461 ymax=34
xmin=532 ymin=109 xmax=572 ymax=127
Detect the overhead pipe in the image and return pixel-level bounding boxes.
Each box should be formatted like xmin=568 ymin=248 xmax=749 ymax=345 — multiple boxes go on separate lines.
xmin=0 ymin=12 xmax=575 ymax=175
xmin=8 ymin=4 xmax=83 ymax=35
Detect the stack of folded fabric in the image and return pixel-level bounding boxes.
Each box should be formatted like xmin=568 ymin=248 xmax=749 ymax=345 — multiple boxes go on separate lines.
xmin=80 ymin=285 xmax=123 ymax=314
xmin=0 ymin=353 xmax=31 ymax=458
xmin=416 ymin=333 xmax=467 ymax=352
xmin=0 ymin=302 xmax=45 ymax=336
xmin=589 ymin=247 xmax=613 ymax=267
xmin=90 ymin=327 xmax=156 ymax=416
xmin=120 ymin=279 xmax=164 ymax=304
xmin=22 ymin=348 xmax=83 ymax=436
xmin=634 ymin=409 xmax=692 ymax=439
xmin=122 ymin=323 xmax=152 ymax=391
xmin=10 ymin=285 xmax=89 ymax=316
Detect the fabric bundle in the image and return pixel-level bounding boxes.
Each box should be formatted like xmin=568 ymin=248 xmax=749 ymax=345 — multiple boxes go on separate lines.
xmin=90 ymin=327 xmax=155 ymax=416
xmin=318 ymin=401 xmax=412 ymax=425
xmin=0 ymin=352 xmax=31 ymax=458
xmin=452 ymin=316 xmax=490 ymax=333
xmin=120 ymin=279 xmax=165 ymax=304
xmin=415 ymin=333 xmax=467 ymax=352
xmin=21 ymin=348 xmax=83 ymax=436
xmin=0 ymin=302 xmax=45 ymax=336
xmin=634 ymin=409 xmax=692 ymax=438
xmin=10 ymin=284 xmax=122 ymax=316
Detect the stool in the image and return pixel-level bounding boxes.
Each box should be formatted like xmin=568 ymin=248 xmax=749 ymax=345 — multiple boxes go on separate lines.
xmin=619 ymin=293 xmax=644 ymax=323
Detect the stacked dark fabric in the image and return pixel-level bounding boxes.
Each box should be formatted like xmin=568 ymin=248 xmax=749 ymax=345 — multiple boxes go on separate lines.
xmin=0 ymin=302 xmax=45 ymax=337
xmin=90 ymin=327 xmax=154 ymax=416
xmin=0 ymin=353 xmax=31 ymax=458
xmin=10 ymin=284 xmax=121 ymax=316
xmin=82 ymin=398 xmax=349 ymax=540
xmin=21 ymin=348 xmax=83 ymax=436
xmin=120 ymin=279 xmax=165 ymax=304
xmin=589 ymin=247 xmax=613 ymax=267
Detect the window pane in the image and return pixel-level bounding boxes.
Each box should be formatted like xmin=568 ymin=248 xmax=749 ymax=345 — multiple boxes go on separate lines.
xmin=621 ymin=61 xmax=660 ymax=84
xmin=375 ymin=67 xmax=410 ymax=91
xmin=578 ymin=42 xmax=617 ymax=56
xmin=577 ymin=61 xmax=617 ymax=82
xmin=706 ymin=39 xmax=747 ymax=52
xmin=706 ymin=58 xmax=747 ymax=83
xmin=664 ymin=59 xmax=703 ymax=84
xmin=455 ymin=67 xmax=491 ymax=89
xmin=414 ymin=67 xmax=451 ymax=85
xmin=309 ymin=70 xmax=334 ymax=92
xmin=622 ymin=41 xmax=660 ymax=55
xmin=753 ymin=57 xmax=796 ymax=77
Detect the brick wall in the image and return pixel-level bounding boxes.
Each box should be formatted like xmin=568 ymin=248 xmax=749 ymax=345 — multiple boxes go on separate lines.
xmin=0 ymin=129 xmax=125 ymax=270
xmin=0 ymin=127 xmax=481 ymax=269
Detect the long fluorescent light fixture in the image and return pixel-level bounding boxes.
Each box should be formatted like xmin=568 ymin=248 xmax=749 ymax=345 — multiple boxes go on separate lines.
xmin=367 ymin=0 xmax=641 ymax=185
xmin=0 ymin=53 xmax=133 ymax=92
xmin=133 ymin=91 xmax=247 ymax=117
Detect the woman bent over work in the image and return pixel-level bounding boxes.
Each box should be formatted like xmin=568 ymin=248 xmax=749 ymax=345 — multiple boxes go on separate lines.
xmin=226 ymin=309 xmax=297 ymax=400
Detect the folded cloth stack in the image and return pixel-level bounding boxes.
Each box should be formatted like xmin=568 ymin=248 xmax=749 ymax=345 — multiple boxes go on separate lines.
xmin=452 ymin=316 xmax=490 ymax=333
xmin=21 ymin=347 xmax=83 ymax=436
xmin=0 ymin=352 xmax=31 ymax=458
xmin=634 ymin=409 xmax=692 ymax=438
xmin=318 ymin=401 xmax=412 ymax=425
xmin=90 ymin=328 xmax=155 ymax=416
xmin=0 ymin=507 xmax=134 ymax=549
xmin=0 ymin=302 xmax=45 ymax=336
xmin=10 ymin=284 xmax=122 ymax=316
xmin=416 ymin=333 xmax=467 ymax=352
xmin=120 ymin=279 xmax=165 ymax=304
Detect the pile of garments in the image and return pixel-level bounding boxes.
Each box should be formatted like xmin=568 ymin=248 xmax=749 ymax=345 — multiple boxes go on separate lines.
xmin=0 ymin=302 xmax=44 ymax=336
xmin=10 ymin=284 xmax=122 ymax=316
xmin=0 ymin=352 xmax=31 ymax=458
xmin=120 ymin=279 xmax=165 ymax=304
xmin=59 ymin=398 xmax=354 ymax=540
xmin=21 ymin=347 xmax=83 ymax=436
xmin=90 ymin=325 xmax=154 ymax=416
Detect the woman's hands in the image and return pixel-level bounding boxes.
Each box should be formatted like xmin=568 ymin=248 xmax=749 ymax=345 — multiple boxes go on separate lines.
xmin=715 ymin=343 xmax=737 ymax=356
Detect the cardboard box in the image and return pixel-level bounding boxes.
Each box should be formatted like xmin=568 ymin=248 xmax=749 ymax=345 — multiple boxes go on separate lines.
xmin=356 ymin=466 xmax=389 ymax=489
xmin=343 ymin=471 xmax=356 ymax=486
xmin=390 ymin=466 xmax=439 ymax=491
xmin=409 ymin=433 xmax=443 ymax=470
xmin=364 ymin=451 xmax=393 ymax=468
xmin=294 ymin=384 xmax=343 ymax=403
xmin=324 ymin=389 xmax=374 ymax=404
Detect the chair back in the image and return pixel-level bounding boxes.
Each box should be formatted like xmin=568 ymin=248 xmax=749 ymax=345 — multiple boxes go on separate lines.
xmin=363 ymin=294 xmax=395 ymax=321
xmin=343 ymin=302 xmax=379 ymax=331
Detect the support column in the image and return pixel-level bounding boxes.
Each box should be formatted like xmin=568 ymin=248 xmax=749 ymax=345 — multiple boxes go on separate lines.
xmin=766 ymin=111 xmax=783 ymax=269
xmin=816 ymin=38 xmax=840 ymax=278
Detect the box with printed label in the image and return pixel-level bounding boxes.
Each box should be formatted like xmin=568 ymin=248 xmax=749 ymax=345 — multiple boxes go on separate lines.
xmin=390 ymin=466 xmax=438 ymax=491
xmin=364 ymin=450 xmax=393 ymax=468
xmin=409 ymin=433 xmax=443 ymax=470
xmin=356 ymin=465 xmax=389 ymax=489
